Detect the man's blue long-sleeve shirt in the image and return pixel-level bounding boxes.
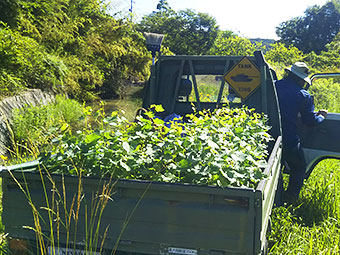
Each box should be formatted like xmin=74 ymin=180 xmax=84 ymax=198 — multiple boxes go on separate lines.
xmin=275 ymin=77 xmax=324 ymax=148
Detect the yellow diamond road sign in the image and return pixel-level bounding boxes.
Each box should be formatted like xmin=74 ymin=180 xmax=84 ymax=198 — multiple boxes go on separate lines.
xmin=224 ymin=57 xmax=261 ymax=100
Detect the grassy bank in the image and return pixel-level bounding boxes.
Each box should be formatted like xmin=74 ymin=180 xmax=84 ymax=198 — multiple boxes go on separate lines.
xmin=269 ymin=159 xmax=340 ymax=254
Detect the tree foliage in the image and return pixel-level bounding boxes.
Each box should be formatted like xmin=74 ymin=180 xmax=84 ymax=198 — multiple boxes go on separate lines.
xmin=1 ymin=0 xmax=340 ymax=101
xmin=276 ymin=0 xmax=340 ymax=54
xmin=0 ymin=0 xmax=150 ymax=100
xmin=139 ymin=2 xmax=219 ymax=55
xmin=305 ymin=32 xmax=340 ymax=70
xmin=265 ymin=43 xmax=304 ymax=66
xmin=156 ymin=0 xmax=171 ymax=12
xmin=0 ymin=22 xmax=65 ymax=96
xmin=209 ymin=31 xmax=265 ymax=56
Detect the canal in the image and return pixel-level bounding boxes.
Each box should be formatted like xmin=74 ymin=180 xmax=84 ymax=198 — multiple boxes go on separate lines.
xmin=100 ymin=85 xmax=144 ymax=121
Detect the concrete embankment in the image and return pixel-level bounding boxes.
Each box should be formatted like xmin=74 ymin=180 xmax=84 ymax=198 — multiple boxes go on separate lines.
xmin=0 ymin=89 xmax=55 ymax=156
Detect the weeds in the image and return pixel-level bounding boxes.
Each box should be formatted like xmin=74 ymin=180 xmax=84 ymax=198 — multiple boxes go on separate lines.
xmin=310 ymin=78 xmax=340 ymax=113
xmin=7 ymin=164 xmax=116 ymax=254
xmin=269 ymin=159 xmax=340 ymax=254
xmin=11 ymin=95 xmax=83 ymax=155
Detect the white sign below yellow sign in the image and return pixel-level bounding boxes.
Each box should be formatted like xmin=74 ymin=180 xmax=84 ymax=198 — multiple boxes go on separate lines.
xmin=223 ymin=57 xmax=261 ymax=100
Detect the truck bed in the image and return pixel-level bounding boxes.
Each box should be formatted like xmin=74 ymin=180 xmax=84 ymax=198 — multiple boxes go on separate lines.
xmin=0 ymin=137 xmax=281 ymax=255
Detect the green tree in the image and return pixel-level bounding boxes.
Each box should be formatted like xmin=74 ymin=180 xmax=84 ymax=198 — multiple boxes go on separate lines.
xmin=276 ymin=0 xmax=340 ymax=53
xmin=139 ymin=3 xmax=218 ymax=55
xmin=0 ymin=0 xmax=18 ymax=27
xmin=264 ymin=42 xmax=304 ymax=66
xmin=0 ymin=22 xmax=66 ymax=96
xmin=209 ymin=31 xmax=265 ymax=56
xmin=0 ymin=0 xmax=150 ymax=100
xmin=156 ymin=0 xmax=171 ymax=12
xmin=305 ymin=32 xmax=340 ymax=69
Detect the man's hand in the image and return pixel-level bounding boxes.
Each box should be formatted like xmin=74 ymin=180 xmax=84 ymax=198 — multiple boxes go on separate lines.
xmin=317 ymin=109 xmax=328 ymax=118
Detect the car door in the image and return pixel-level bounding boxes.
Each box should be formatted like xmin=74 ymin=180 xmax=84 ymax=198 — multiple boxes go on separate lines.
xmin=297 ymin=73 xmax=340 ymax=177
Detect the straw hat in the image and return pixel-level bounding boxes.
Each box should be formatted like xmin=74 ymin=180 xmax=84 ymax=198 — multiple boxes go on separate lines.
xmin=286 ymin=62 xmax=311 ymax=85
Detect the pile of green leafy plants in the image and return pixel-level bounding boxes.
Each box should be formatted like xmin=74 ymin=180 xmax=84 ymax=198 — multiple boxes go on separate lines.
xmin=40 ymin=105 xmax=272 ymax=188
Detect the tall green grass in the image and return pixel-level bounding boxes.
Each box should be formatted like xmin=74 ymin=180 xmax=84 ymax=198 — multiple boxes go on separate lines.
xmin=269 ymin=159 xmax=340 ymax=254
xmin=13 ymin=95 xmax=83 ymax=143
xmin=2 ymin=101 xmax=149 ymax=254
xmin=6 ymin=164 xmax=115 ymax=254
xmin=310 ymin=79 xmax=340 ymax=113
xmin=10 ymin=95 xmax=83 ymax=160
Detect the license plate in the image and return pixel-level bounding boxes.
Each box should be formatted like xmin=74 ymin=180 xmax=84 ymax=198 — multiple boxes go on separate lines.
xmin=168 ymin=247 xmax=198 ymax=255
xmin=48 ymin=246 xmax=101 ymax=255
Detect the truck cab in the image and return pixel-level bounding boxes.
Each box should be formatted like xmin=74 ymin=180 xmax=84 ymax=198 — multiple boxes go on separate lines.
xmin=143 ymin=52 xmax=340 ymax=180
xmin=142 ymin=52 xmax=281 ymax=141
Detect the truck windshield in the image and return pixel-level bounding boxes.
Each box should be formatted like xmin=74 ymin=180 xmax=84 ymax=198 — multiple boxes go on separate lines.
xmin=177 ymin=74 xmax=241 ymax=104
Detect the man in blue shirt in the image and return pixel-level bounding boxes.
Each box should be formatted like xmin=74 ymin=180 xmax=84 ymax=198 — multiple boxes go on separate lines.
xmin=275 ymin=62 xmax=327 ymax=202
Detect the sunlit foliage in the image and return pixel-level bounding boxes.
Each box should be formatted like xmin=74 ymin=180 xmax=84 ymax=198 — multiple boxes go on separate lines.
xmin=0 ymin=0 xmax=150 ymax=100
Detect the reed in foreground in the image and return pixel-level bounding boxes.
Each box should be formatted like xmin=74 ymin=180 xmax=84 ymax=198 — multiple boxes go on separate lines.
xmin=7 ymin=165 xmax=115 ymax=255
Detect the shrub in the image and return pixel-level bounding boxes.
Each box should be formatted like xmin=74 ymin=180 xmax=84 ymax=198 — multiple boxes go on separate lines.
xmin=0 ymin=23 xmax=66 ymax=94
xmin=265 ymin=43 xmax=304 ymax=66
xmin=209 ymin=34 xmax=265 ymax=56
xmin=309 ymin=78 xmax=340 ymax=113
xmin=0 ymin=71 xmax=24 ymax=97
xmin=12 ymin=95 xmax=83 ymax=153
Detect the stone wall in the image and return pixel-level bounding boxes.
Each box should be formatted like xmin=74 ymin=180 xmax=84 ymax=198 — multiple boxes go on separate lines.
xmin=0 ymin=89 xmax=55 ymax=156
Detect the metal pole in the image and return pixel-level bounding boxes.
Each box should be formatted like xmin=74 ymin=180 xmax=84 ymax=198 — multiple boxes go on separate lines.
xmin=254 ymin=51 xmax=268 ymax=115
xmin=129 ymin=0 xmax=133 ymax=13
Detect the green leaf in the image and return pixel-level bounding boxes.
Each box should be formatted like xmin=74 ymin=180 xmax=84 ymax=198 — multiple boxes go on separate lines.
xmin=120 ymin=160 xmax=131 ymax=172
xmin=207 ymin=139 xmax=218 ymax=150
xmin=151 ymin=104 xmax=165 ymax=112
xmin=179 ymin=159 xmax=189 ymax=168
xmin=60 ymin=123 xmax=69 ymax=131
xmin=41 ymin=104 xmax=271 ymax=188
xmin=154 ymin=118 xmax=165 ymax=125
xmin=144 ymin=111 xmax=154 ymax=119
xmin=84 ymin=133 xmax=101 ymax=144
xmin=122 ymin=141 xmax=130 ymax=153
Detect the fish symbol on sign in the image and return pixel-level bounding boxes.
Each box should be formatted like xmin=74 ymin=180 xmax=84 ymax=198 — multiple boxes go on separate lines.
xmin=230 ymin=74 xmax=259 ymax=82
